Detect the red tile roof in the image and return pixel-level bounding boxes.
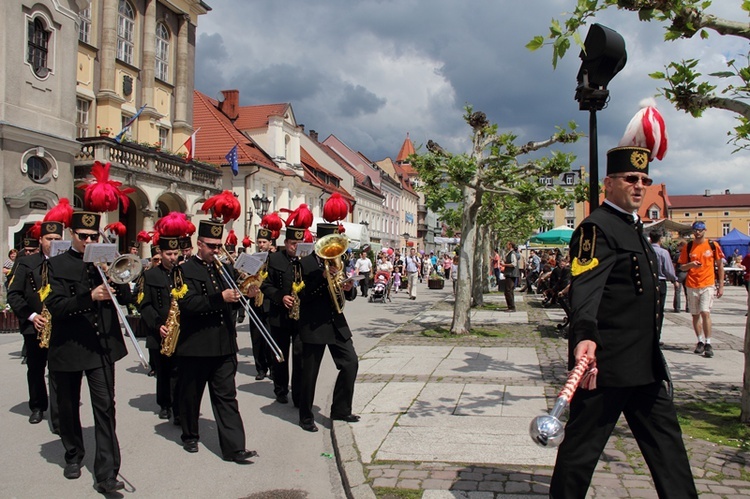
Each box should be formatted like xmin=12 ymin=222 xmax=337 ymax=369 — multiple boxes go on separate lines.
xmin=639 ymin=183 xmax=670 ymax=222
xmin=396 ymin=133 xmax=416 ymax=163
xmin=300 ymin=147 xmax=355 ymax=204
xmin=319 ymin=144 xmax=383 ymax=198
xmin=232 ymin=103 xmax=291 ymax=131
xmin=192 ymin=91 xmax=280 ymax=173
xmin=669 ymin=193 xmax=750 ymax=209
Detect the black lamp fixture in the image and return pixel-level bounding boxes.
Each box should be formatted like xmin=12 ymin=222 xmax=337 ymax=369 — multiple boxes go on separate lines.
xmin=360 ymin=220 xmax=369 ymax=227
xmin=252 ymin=193 xmax=271 ymax=217
xmin=574 ymin=23 xmax=627 ymax=211
xmin=402 ymin=232 xmax=410 ymax=241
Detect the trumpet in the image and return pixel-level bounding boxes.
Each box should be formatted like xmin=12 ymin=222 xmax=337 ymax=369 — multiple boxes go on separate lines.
xmin=215 ymin=248 xmax=284 ymax=363
xmin=314 ymin=233 xmax=349 ymax=314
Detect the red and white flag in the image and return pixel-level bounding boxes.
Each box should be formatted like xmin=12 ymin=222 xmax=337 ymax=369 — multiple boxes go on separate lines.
xmin=182 ymin=128 xmax=200 ymax=162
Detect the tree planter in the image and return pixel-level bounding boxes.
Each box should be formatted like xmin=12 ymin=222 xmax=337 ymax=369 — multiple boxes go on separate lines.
xmin=427 ymin=278 xmax=445 ymax=289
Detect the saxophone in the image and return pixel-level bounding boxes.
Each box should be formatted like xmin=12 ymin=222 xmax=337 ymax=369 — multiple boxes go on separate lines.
xmin=37 ymin=261 xmax=52 ymax=349
xmin=160 ymin=270 xmax=186 ymax=357
xmin=289 ymin=262 xmax=304 ymax=320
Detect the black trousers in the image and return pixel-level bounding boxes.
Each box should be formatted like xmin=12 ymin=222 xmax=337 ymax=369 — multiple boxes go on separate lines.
xmin=270 ymin=326 xmax=302 ymax=405
xmin=503 ymin=276 xmax=516 ymax=310
xmin=23 ymin=334 xmax=59 ymax=425
xmin=177 ymin=354 xmax=246 ymax=458
xmin=250 ymin=320 xmax=273 ymax=374
xmin=298 ymin=336 xmax=358 ymax=423
xmin=550 ymin=382 xmax=697 ymax=499
xmin=52 ymin=364 xmax=120 ymax=483
xmin=657 ymin=280 xmax=668 ymax=336
xmin=149 ymin=348 xmax=179 ymax=415
xmin=359 ymin=272 xmax=370 ymax=297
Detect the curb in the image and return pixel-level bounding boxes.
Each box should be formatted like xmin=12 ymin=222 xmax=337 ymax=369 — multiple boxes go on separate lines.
xmin=332 ymin=419 xmax=377 ymax=499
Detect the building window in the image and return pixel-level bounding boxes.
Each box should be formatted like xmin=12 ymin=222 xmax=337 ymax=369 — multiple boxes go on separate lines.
xmin=121 ymin=114 xmax=133 ymax=140
xmin=158 ymin=127 xmax=169 ymax=149
xmin=27 ymin=18 xmax=50 ymax=77
xmin=649 ymin=207 xmax=660 ymax=220
xmin=79 ymin=6 xmax=91 ymax=44
xmin=724 ymin=211 xmax=730 ymax=216
xmin=540 ymin=177 xmax=553 ymax=187
xmin=155 ymin=22 xmax=170 ymax=81
xmin=26 ymin=157 xmax=50 ymax=183
xmin=117 ymin=0 xmax=135 ymax=65
xmin=698 ymin=212 xmax=703 ymax=217
xmin=684 ymin=212 xmax=690 ymax=217
xmin=76 ymin=98 xmax=90 ymax=138
xmin=564 ymin=173 xmax=575 ymax=186
xmin=722 ymin=222 xmax=730 ymax=236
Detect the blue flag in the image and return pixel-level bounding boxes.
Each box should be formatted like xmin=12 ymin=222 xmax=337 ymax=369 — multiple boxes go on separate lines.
xmin=114 ymin=103 xmax=147 ymax=143
xmin=225 ymin=145 xmax=239 ymax=176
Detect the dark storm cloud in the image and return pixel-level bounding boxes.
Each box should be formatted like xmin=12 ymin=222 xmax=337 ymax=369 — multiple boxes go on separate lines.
xmin=195 ymin=1 xmax=748 ymax=195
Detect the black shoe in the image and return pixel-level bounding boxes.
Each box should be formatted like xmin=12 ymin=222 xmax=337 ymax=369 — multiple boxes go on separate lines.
xmin=158 ymin=408 xmax=171 ymax=420
xmin=29 ymin=409 xmax=43 ymax=424
xmin=694 ymin=341 xmax=705 ymax=355
xmin=704 ymin=344 xmax=714 ymax=358
xmin=21 ymin=356 xmax=27 ymax=365
xmin=224 ymin=449 xmax=258 ymax=463
xmin=275 ymin=394 xmax=289 ymax=404
xmin=331 ymin=413 xmax=360 ymax=423
xmin=147 ymin=369 xmax=156 ymax=377
xmin=183 ymin=440 xmax=199 ymax=453
xmin=173 ymin=416 xmax=181 ymax=426
xmin=299 ymin=420 xmax=318 ymax=432
xmin=63 ymin=462 xmax=81 ymax=480
xmin=255 ymin=371 xmax=266 ymax=381
xmin=95 ymin=477 xmax=124 ymax=493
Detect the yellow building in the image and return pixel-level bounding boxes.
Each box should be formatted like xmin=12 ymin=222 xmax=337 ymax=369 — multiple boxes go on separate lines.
xmin=668 ymin=191 xmax=750 ymax=240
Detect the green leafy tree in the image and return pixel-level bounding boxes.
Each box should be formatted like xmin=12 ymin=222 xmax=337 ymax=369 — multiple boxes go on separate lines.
xmin=411 ymin=107 xmax=581 ymax=334
xmin=528 ymin=0 xmax=750 ymax=151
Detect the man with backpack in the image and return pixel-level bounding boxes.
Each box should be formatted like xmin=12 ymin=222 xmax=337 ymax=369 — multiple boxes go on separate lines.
xmin=678 ymin=221 xmax=725 ymax=358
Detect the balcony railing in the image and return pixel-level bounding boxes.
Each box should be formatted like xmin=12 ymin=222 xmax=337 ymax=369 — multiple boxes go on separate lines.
xmin=75 ymin=137 xmax=222 ymax=190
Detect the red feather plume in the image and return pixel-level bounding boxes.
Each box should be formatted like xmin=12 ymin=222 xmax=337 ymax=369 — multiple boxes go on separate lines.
xmin=280 ymin=204 xmax=313 ymax=229
xmin=271 ymin=229 xmax=280 ymax=241
xmin=225 ymin=229 xmax=238 ymax=246
xmin=136 ymin=230 xmax=152 ymax=243
xmin=260 ymin=212 xmax=283 ymax=231
xmin=104 ymin=222 xmax=127 ymax=238
xmin=338 ymin=223 xmax=346 ymax=234
xmin=27 ymin=221 xmax=42 ymax=240
xmin=43 ymin=198 xmax=74 ymax=227
xmin=323 ymin=193 xmax=349 ymax=223
xmin=303 ymin=229 xmax=314 ymax=243
xmin=154 ymin=212 xmax=191 ymax=237
xmin=242 ymin=235 xmax=252 ymax=248
xmin=152 ymin=232 xmax=160 ymax=247
xmin=201 ymin=190 xmax=241 ymax=224
xmin=186 ymin=219 xmax=196 ymax=235
xmin=84 ymin=161 xmax=136 ymax=213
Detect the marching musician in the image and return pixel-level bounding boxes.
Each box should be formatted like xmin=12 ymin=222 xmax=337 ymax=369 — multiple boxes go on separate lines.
xmin=178 ymin=236 xmax=193 ymax=264
xmin=250 ymin=227 xmax=274 ymax=381
xmin=7 ymin=220 xmax=63 ymax=431
xmin=46 ymin=211 xmax=132 ymax=493
xmin=260 ymin=224 xmax=306 ymax=406
xmin=138 ymin=234 xmax=182 ymax=425
xmin=296 ymin=223 xmax=359 ymax=432
xmin=549 ymin=105 xmax=697 ymax=498
xmin=174 ymin=219 xmax=256 ymax=463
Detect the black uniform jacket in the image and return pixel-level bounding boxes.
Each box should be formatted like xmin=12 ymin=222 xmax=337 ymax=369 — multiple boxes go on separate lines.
xmin=260 ymin=250 xmax=300 ymax=329
xmin=568 ymin=203 xmax=667 ymax=387
xmin=297 ymin=254 xmax=355 ymax=345
xmin=45 ymin=249 xmax=130 ymax=372
xmin=139 ymin=264 xmax=179 ymax=350
xmin=175 ymin=256 xmax=238 ymax=357
xmin=7 ymin=252 xmax=47 ymax=336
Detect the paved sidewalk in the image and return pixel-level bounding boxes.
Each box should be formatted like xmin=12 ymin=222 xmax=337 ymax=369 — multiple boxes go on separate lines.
xmin=335 ymin=285 xmax=750 ymax=498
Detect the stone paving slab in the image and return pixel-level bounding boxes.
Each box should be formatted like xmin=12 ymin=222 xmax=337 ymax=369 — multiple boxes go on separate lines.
xmin=362 ymin=381 xmax=425 ymax=413
xmin=663 ymin=348 xmax=745 ymax=382
xmin=363 ymin=345 xmax=454 ymax=358
xmin=423 ymin=493 xmax=545 ymax=499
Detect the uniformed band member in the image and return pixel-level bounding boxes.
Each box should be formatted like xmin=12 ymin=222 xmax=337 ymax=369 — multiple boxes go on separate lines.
xmin=296 ymin=223 xmax=359 ymax=432
xmin=7 ymin=221 xmax=63 ymax=431
xmin=46 ymin=211 xmax=132 ymax=493
xmin=549 ymin=144 xmax=697 ymax=497
xmin=178 ymin=236 xmax=193 ymax=264
xmin=260 ymin=225 xmax=305 ymax=406
xmin=138 ymin=235 xmax=182 ymax=424
xmin=250 ymin=227 xmax=274 ymax=380
xmin=174 ymin=219 xmax=256 ymax=463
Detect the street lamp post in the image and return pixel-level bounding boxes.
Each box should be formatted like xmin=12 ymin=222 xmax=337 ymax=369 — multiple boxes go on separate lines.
xmin=574 ymin=23 xmax=627 ymax=212
xmin=250 ymin=194 xmax=271 ymax=233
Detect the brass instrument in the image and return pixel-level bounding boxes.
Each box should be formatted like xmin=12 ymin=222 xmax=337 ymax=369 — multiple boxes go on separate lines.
xmin=314 ymin=233 xmax=349 ymax=314
xmin=160 ymin=270 xmax=184 ymax=357
xmin=213 ymin=251 xmax=284 ymax=362
xmin=289 ymin=263 xmax=304 ymax=320
xmin=37 ymin=261 xmax=52 ymax=348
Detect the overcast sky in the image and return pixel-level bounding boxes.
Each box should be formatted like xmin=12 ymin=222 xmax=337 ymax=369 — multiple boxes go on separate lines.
xmin=195 ymin=1 xmax=748 ymax=196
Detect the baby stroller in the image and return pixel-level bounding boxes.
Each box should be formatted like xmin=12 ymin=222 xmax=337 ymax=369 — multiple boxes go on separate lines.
xmin=369 ymin=271 xmax=391 ymax=303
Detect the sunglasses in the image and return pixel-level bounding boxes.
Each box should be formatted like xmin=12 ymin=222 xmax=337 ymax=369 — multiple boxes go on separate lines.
xmin=610 ymin=175 xmax=653 ymax=186
xmin=200 ymin=241 xmax=222 ymax=250
xmin=74 ymin=232 xmax=100 ymax=241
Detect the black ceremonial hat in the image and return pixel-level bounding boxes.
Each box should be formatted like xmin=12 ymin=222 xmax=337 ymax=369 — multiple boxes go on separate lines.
xmin=70 ymin=211 xmax=101 ymax=231
xmin=179 ymin=236 xmax=192 ymax=249
xmin=159 ymin=236 xmax=181 ymax=251
xmin=285 ymin=226 xmax=305 ymax=242
xmin=41 ymin=221 xmax=64 ymax=237
xmin=256 ymin=227 xmax=272 ymax=241
xmin=316 ymin=223 xmax=340 ymax=238
xmin=606 ymin=146 xmax=651 ymax=175
xmin=198 ymin=219 xmax=224 ymax=239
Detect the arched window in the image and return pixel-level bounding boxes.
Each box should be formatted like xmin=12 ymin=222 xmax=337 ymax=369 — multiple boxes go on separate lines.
xmin=26 ymin=157 xmax=50 ymax=183
xmin=27 ymin=18 xmax=50 ymax=77
xmin=117 ymin=0 xmax=135 ymax=65
xmin=155 ymin=22 xmax=170 ymax=81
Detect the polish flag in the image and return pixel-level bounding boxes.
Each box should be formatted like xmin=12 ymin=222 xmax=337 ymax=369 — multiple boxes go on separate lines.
xmin=182 ymin=128 xmax=200 ymax=162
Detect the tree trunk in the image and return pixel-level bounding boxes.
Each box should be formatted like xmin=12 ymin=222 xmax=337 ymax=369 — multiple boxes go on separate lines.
xmin=472 ymin=224 xmax=485 ymax=307
xmin=481 ymin=226 xmax=493 ymax=294
xmin=741 ymin=291 xmax=750 ymax=423
xmin=451 ymin=185 xmax=481 ymax=335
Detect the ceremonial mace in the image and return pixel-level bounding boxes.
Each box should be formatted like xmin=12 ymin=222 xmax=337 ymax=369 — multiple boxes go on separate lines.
xmin=529 ymin=355 xmax=592 ymax=448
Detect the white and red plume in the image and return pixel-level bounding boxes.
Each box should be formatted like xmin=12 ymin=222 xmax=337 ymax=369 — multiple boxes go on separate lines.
xmin=618 ymin=98 xmax=668 ymax=161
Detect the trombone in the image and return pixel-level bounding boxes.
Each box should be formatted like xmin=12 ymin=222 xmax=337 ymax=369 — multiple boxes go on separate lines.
xmin=214 ymin=248 xmax=284 ymax=363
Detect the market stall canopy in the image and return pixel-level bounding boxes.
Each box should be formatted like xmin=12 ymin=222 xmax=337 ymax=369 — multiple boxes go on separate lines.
xmin=643 ymin=219 xmax=693 ymax=236
xmin=717 ymin=228 xmax=750 ymax=258
xmin=529 ymin=225 xmax=574 ymax=245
